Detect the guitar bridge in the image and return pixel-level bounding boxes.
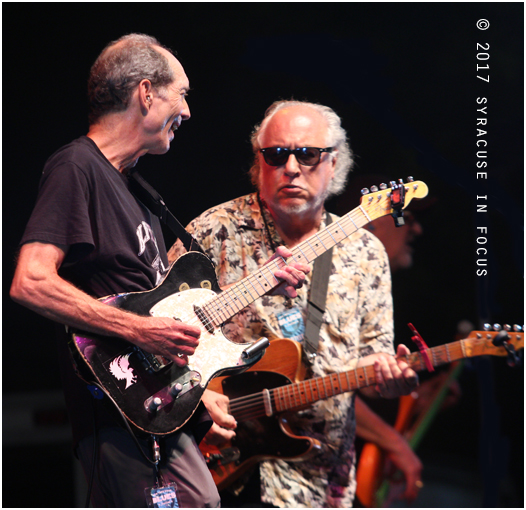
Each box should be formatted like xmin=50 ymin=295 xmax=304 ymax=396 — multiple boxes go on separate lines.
xmin=144 ymin=371 xmax=202 ymax=414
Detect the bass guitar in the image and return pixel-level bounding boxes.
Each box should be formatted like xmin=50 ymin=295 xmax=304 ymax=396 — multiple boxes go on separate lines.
xmin=69 ymin=179 xmax=428 ymax=435
xmin=200 ymin=328 xmax=523 ymax=491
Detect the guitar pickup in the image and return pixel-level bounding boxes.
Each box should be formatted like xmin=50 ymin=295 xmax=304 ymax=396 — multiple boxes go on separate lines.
xmin=134 ymin=347 xmax=171 ymax=373
xmin=144 ymin=371 xmax=202 ymax=413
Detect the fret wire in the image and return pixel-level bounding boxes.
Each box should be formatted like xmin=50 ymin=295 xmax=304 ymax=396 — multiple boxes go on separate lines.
xmin=304 ymin=238 xmax=317 ymax=258
xmin=300 ymin=381 xmax=309 ymax=404
xmin=294 ymin=244 xmax=309 ymax=263
xmin=363 ymin=366 xmax=369 ymax=387
xmin=321 ymin=375 xmax=329 ymax=399
xmin=446 ymin=344 xmax=451 ymax=363
xmin=232 ymin=281 xmax=251 ymax=308
xmin=246 ymin=273 xmax=268 ymax=297
xmin=239 ymin=278 xmax=257 ymax=301
xmin=276 ymin=386 xmax=283 ymax=411
xmin=314 ymin=233 xmax=329 ymax=251
xmin=258 ymin=268 xmax=274 ymax=292
xmin=331 ymin=374 xmax=338 ymax=395
xmin=245 ymin=272 xmax=262 ymax=295
xmin=290 ymin=383 xmax=298 ymax=408
xmin=286 ymin=385 xmax=293 ymax=409
xmin=326 ymin=227 xmax=338 ymax=245
xmin=347 ymin=214 xmax=358 ymax=230
xmin=344 ymin=370 xmax=351 ymax=391
xmin=354 ymin=368 xmax=359 ymax=388
xmin=333 ymin=219 xmax=348 ymax=238
xmin=220 ymin=288 xmax=239 ymax=316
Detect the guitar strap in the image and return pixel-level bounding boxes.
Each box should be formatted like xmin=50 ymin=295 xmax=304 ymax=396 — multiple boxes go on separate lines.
xmin=128 ymin=171 xmax=205 ymax=254
xmin=303 ymin=212 xmax=334 ymax=366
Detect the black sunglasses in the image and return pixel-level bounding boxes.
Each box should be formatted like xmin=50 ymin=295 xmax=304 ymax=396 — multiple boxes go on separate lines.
xmin=259 ymin=147 xmax=334 ymax=166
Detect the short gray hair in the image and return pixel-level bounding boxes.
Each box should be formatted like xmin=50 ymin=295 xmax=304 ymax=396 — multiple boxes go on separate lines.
xmin=249 ymin=100 xmax=354 ymax=198
xmin=88 ymin=33 xmax=175 ymax=125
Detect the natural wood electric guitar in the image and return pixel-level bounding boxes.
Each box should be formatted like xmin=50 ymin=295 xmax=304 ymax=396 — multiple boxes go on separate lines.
xmin=200 ymin=329 xmax=523 ymax=491
xmin=69 ymin=179 xmax=428 ymax=435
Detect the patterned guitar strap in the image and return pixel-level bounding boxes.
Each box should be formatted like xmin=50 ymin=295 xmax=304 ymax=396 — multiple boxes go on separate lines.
xmin=303 ymin=212 xmax=334 ymax=367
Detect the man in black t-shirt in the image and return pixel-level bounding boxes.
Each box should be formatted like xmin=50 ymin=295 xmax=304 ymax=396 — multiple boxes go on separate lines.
xmin=10 ymin=34 xmax=309 ymax=508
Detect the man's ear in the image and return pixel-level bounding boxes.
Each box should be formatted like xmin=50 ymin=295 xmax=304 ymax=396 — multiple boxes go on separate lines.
xmin=138 ymin=79 xmax=153 ymax=112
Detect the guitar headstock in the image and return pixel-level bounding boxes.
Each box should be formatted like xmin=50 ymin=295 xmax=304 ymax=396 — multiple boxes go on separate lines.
xmin=463 ymin=325 xmax=524 ymax=365
xmin=359 ymin=177 xmax=429 ymax=223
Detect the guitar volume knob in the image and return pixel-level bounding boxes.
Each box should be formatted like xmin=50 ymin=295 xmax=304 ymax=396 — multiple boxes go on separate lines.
xmin=170 ymin=383 xmax=184 ymax=397
xmin=148 ymin=397 xmax=162 ymax=413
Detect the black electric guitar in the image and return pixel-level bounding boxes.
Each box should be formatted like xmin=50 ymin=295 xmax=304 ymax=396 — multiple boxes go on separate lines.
xmin=69 ymin=179 xmax=428 ymax=435
xmin=200 ymin=328 xmax=523 ymax=491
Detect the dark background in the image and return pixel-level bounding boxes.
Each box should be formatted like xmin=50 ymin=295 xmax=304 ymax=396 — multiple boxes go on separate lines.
xmin=3 ymin=2 xmax=523 ymax=507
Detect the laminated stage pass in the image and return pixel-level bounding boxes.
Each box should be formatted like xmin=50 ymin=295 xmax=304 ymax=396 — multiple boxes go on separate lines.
xmin=277 ymin=306 xmax=305 ymax=343
xmin=145 ymin=483 xmax=178 ymax=508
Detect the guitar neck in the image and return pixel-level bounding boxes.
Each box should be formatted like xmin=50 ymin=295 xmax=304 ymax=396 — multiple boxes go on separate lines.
xmin=200 ymin=206 xmax=371 ymax=327
xmin=269 ymin=334 xmax=519 ymax=414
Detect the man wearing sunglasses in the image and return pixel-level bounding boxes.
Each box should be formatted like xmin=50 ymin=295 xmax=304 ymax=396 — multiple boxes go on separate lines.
xmin=168 ymin=100 xmax=418 ymax=507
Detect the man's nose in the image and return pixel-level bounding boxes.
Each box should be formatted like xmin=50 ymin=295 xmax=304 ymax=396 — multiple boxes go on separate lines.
xmin=283 ymin=154 xmax=301 ymax=176
xmin=181 ymin=97 xmax=191 ymax=121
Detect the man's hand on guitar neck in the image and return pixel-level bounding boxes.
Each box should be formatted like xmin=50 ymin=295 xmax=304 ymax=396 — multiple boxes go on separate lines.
xmin=263 ymin=246 xmax=311 ymax=299
xmin=201 ymin=390 xmax=237 ymax=445
xmin=358 ymin=344 xmax=419 ymax=399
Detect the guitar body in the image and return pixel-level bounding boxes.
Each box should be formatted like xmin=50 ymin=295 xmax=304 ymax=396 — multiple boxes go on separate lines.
xmin=201 ymin=339 xmax=319 ymax=491
xmin=69 ymin=252 xmax=265 ymax=435
xmin=201 ymin=329 xmax=523 ymax=493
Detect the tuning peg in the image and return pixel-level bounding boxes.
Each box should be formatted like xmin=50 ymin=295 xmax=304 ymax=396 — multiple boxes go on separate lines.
xmin=503 ymin=324 xmax=511 ymax=331
xmin=361 ymin=187 xmax=369 ymax=195
xmin=514 ymin=324 xmax=523 ymax=332
xmin=370 ymin=185 xmax=379 ymax=192
xmin=483 ymin=323 xmax=492 ymax=331
xmin=493 ymin=323 xmax=502 ymax=331
xmin=407 ymin=176 xmax=414 ymax=182
xmin=379 ymin=183 xmax=387 ymax=190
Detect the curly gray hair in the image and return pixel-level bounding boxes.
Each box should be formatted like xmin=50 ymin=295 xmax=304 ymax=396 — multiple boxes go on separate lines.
xmin=88 ymin=33 xmax=175 ymax=125
xmin=249 ymin=100 xmax=354 ymax=198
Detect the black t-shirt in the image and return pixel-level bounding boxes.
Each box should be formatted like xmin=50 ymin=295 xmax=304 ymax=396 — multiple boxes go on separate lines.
xmin=21 ymin=136 xmax=171 ymax=445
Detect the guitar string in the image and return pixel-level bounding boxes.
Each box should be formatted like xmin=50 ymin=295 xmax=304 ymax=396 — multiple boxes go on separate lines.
xmin=225 ymin=366 xmax=380 ymax=421
xmin=155 ymin=206 xmax=377 ymax=359
xmin=221 ymin=343 xmax=468 ymax=423
xmin=214 ymin=336 xmax=520 ymax=424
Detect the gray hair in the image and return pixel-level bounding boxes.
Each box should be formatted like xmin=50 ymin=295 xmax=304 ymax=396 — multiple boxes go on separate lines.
xmin=249 ymin=100 xmax=354 ymax=198
xmin=88 ymin=33 xmax=175 ymax=125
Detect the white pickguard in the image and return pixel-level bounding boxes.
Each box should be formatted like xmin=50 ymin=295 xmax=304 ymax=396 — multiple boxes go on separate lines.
xmin=149 ymin=288 xmax=252 ymax=386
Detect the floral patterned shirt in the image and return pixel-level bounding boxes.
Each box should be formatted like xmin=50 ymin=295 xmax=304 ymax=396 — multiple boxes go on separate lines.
xmin=169 ymin=192 xmax=394 ymax=508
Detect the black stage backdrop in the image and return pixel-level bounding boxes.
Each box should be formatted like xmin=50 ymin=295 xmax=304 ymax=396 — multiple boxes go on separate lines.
xmin=3 ymin=3 xmax=523 ymax=507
